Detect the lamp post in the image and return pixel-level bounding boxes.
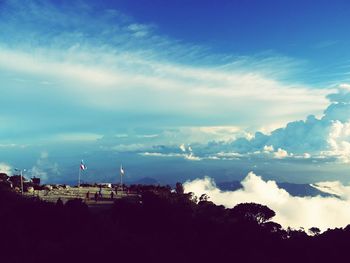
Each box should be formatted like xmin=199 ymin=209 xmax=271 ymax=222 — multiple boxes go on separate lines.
xmin=15 ymin=168 xmax=26 ymax=195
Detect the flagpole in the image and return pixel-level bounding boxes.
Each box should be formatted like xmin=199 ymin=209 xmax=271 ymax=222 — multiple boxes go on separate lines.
xmin=20 ymin=170 xmax=23 ymax=195
xmin=78 ymin=167 xmax=81 ymax=188
xmin=120 ymin=164 xmax=123 ymax=196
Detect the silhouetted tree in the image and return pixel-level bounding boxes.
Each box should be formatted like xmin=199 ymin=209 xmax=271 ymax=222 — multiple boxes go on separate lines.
xmin=188 ymin=192 xmax=198 ymax=203
xmin=231 ymin=202 xmax=276 ymax=224
xmin=199 ymin=193 xmax=209 ymax=202
xmin=0 ymin=173 xmax=9 ymax=181
xmin=263 ymin=221 xmax=283 ymax=233
xmin=175 ymin=182 xmax=184 ymax=194
xmin=309 ymin=227 xmax=321 ymax=236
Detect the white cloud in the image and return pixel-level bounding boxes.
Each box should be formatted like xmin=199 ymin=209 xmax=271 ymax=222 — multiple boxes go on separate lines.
xmin=185 ymin=153 xmax=201 ymax=161
xmin=263 ymin=145 xmax=274 ymax=152
xmin=274 ymin=148 xmax=289 ymax=159
xmin=184 ymin=172 xmax=350 ymax=231
xmin=339 ymin=83 xmax=350 ymax=90
xmin=326 ymin=121 xmax=350 ymax=163
xmin=303 ymin=153 xmax=311 ymax=159
xmin=311 ymin=181 xmax=350 ymax=198
xmin=139 ymin=152 xmax=182 ymax=158
xmin=96 ymin=84 xmax=350 ymax=164
xmin=30 ymin=152 xmax=60 ymax=182
xmin=245 ymin=132 xmax=255 ymax=140
xmin=0 ymin=46 xmax=330 ymax=124
xmin=179 ymin=144 xmax=186 ymax=152
xmin=0 ymin=162 xmax=12 ymax=175
xmin=214 ymin=85 xmax=350 ymax=163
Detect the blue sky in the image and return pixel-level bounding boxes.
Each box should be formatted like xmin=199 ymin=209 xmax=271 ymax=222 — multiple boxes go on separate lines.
xmin=1 ymin=0 xmax=350 ymax=184
xmin=111 ymin=0 xmax=350 ymax=86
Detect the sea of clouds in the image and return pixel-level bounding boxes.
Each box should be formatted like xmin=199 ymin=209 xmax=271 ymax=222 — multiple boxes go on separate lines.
xmin=184 ymin=172 xmax=350 ymax=232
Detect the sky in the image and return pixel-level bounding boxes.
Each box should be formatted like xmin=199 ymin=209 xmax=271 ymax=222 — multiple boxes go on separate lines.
xmin=1 ymin=0 xmax=350 ymax=190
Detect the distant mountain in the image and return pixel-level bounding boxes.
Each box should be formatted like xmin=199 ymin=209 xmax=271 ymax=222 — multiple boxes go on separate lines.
xmin=216 ymin=181 xmax=242 ymax=191
xmin=132 ymin=177 xmax=160 ymax=185
xmin=217 ymin=181 xmax=332 ymax=197
xmin=277 ymin=182 xmax=332 ymax=197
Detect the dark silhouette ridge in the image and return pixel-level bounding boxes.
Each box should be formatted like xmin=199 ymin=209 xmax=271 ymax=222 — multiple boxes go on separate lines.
xmin=1 ymin=183 xmax=350 ymax=263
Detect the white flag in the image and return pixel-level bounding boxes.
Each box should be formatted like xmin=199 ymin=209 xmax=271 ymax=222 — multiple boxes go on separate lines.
xmin=120 ymin=165 xmax=125 ymax=176
xmin=80 ymin=160 xmax=87 ymax=171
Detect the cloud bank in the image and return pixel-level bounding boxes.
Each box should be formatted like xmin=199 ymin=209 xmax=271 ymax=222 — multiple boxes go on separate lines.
xmin=231 ymin=85 xmax=350 ymax=162
xmin=111 ymin=85 xmax=350 ymax=165
xmin=0 ymin=162 xmax=12 ymax=175
xmin=184 ymin=172 xmax=350 ymax=231
xmin=160 ymin=85 xmax=350 ymax=163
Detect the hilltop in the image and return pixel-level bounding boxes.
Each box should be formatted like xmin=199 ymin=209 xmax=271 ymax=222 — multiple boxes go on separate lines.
xmin=1 ymin=181 xmax=350 ymax=263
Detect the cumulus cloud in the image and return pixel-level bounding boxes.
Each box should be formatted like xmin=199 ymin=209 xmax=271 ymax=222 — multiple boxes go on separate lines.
xmin=327 ymin=83 xmax=350 ymax=103
xmin=263 ymin=145 xmax=274 ymax=152
xmin=274 ymin=148 xmax=289 ymax=159
xmin=0 ymin=162 xmax=12 ymax=175
xmin=311 ymin=180 xmax=350 ymax=198
xmin=209 ymin=85 xmax=350 ymax=163
xmin=177 ymin=144 xmax=201 ymax=160
xmin=184 ymin=172 xmax=350 ymax=231
xmin=326 ymin=121 xmax=350 ymax=162
xmin=30 ymin=152 xmax=60 ymax=182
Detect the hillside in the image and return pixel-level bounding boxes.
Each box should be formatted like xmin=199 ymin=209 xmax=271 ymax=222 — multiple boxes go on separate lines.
xmin=1 ymin=184 xmax=350 ymax=263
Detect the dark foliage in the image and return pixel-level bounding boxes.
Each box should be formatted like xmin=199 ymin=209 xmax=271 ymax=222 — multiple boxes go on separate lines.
xmin=0 ymin=172 xmax=9 ymax=181
xmin=0 ymin=185 xmax=350 ymax=263
xmin=231 ymin=202 xmax=276 ymax=224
